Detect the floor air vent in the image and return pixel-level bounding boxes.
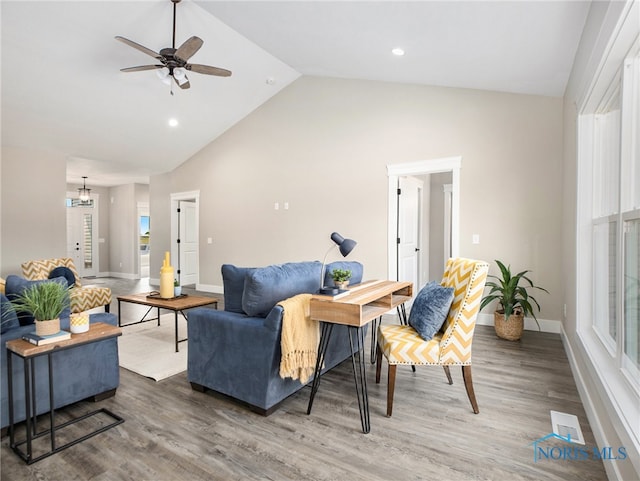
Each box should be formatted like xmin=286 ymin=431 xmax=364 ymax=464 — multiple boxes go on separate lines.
xmin=550 ymin=410 xmax=585 ymax=445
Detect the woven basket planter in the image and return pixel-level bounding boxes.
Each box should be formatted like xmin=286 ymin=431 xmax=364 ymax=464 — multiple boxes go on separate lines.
xmin=494 ymin=310 xmax=524 ymax=341
xmin=35 ymin=318 xmax=61 ymax=336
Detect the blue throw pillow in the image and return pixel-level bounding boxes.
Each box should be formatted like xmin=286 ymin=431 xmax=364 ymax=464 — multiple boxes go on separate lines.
xmin=221 ymin=265 xmax=255 ymax=314
xmin=49 ymin=266 xmax=76 ymax=287
xmin=1 ymin=293 xmax=19 ymax=333
xmin=5 ymin=275 xmax=70 ymax=326
xmin=242 ymin=262 xmax=322 ymax=317
xmin=408 ymin=281 xmax=455 ymax=341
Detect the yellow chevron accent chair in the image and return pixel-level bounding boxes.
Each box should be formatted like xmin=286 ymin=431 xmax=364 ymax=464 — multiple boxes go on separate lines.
xmin=21 ymin=257 xmax=112 ymax=314
xmin=376 ymin=257 xmax=489 ymax=416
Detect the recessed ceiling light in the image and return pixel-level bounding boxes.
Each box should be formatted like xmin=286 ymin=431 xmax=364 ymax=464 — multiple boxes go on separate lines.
xmin=168 ymin=118 xmax=179 ymax=127
xmin=392 ymin=48 xmax=405 ymax=56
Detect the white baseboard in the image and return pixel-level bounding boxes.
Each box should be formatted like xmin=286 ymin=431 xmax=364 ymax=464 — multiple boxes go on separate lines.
xmin=99 ymin=272 xmax=139 ymax=280
xmin=560 ymin=327 xmax=639 ymax=481
xmin=196 ymin=283 xmax=223 ymax=294
xmin=476 ymin=312 xmax=561 ymax=333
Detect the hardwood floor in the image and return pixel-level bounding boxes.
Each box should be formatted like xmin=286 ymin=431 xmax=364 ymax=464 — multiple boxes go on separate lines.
xmin=1 ymin=278 xmax=608 ymax=480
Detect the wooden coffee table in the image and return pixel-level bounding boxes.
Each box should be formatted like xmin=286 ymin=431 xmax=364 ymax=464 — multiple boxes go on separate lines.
xmin=117 ymin=293 xmax=218 ymax=352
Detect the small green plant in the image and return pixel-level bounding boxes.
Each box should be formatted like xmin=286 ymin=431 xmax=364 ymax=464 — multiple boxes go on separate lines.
xmin=480 ymin=260 xmax=548 ymax=330
xmin=330 ymin=268 xmax=352 ymax=283
xmin=174 ymin=278 xmax=180 ymax=287
xmin=11 ymin=281 xmax=70 ymax=321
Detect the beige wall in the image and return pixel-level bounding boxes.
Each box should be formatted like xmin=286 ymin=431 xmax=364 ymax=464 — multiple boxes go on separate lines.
xmin=152 ymin=75 xmax=564 ymax=321
xmin=1 ymin=145 xmax=67 ymax=277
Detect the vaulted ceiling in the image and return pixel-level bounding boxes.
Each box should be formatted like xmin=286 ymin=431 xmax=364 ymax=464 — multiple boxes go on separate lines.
xmin=1 ymin=1 xmax=591 ymax=187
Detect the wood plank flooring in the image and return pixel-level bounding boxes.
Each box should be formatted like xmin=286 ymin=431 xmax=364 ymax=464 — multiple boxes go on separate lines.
xmin=1 ymin=278 xmax=608 ymax=480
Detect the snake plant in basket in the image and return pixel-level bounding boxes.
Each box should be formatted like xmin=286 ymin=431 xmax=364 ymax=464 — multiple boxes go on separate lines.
xmin=480 ymin=260 xmax=548 ymax=341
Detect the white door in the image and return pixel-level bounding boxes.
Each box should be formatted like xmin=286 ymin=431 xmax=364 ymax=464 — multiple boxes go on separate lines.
xmin=397 ymin=176 xmax=423 ymax=298
xmin=178 ymin=201 xmax=198 ymax=286
xmin=66 ymin=198 xmax=97 ymax=277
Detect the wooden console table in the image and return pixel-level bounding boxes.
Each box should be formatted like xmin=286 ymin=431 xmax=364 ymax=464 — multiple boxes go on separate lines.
xmin=306 ymin=280 xmax=413 ymax=433
xmin=6 ymin=322 xmax=124 ymax=464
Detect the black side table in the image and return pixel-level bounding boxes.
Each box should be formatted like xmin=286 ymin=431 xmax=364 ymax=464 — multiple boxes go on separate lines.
xmin=6 ymin=322 xmax=124 ymax=464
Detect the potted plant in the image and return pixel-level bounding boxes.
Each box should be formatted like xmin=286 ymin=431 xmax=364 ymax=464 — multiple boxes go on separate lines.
xmin=174 ymin=278 xmax=181 ymax=297
xmin=330 ymin=268 xmax=352 ymax=290
xmin=12 ymin=281 xmax=70 ymax=336
xmin=480 ymin=260 xmax=548 ymax=341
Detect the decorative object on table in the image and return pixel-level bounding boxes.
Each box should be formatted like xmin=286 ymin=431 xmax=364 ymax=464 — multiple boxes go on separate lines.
xmin=159 ymin=251 xmax=175 ymax=299
xmin=70 ymin=312 xmax=90 ymax=334
xmin=174 ymin=278 xmax=181 ymax=297
xmin=22 ymin=329 xmax=72 ymax=346
xmin=329 ymin=268 xmax=352 ymax=290
xmin=318 ymin=232 xmax=357 ymax=295
xmin=10 ymin=280 xmax=70 ymax=336
xmin=479 ymin=260 xmax=548 ymax=341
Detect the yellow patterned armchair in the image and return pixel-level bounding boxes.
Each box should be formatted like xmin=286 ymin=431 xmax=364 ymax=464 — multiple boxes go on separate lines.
xmin=376 ymin=257 xmax=489 ymax=416
xmin=21 ymin=257 xmax=112 ymax=313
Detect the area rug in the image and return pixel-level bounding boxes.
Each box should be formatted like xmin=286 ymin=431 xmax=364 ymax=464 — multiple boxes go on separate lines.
xmin=117 ymin=314 xmax=188 ymax=381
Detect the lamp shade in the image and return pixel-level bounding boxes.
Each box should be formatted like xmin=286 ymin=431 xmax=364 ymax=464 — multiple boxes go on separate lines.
xmin=330 ymin=232 xmax=357 ymax=257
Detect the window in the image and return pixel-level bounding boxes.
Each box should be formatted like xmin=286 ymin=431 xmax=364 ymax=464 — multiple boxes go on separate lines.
xmin=577 ymin=4 xmax=639 ymax=449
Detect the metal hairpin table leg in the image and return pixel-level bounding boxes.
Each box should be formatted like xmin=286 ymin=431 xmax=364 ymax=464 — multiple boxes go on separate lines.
xmin=307 ymin=322 xmax=334 ymax=414
xmin=348 ymin=326 xmax=370 ymax=434
xmin=370 ymin=316 xmax=381 ymax=364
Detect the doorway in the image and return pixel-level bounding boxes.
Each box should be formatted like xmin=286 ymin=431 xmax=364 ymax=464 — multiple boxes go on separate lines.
xmin=138 ymin=202 xmax=150 ymax=279
xmin=66 ymin=193 xmax=98 ymax=277
xmin=387 ymin=157 xmax=461 ymax=285
xmin=170 ymin=191 xmax=200 ymax=288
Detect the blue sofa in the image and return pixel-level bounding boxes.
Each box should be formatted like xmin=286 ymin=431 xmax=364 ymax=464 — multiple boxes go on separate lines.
xmin=187 ymin=260 xmax=364 ymax=415
xmin=1 ymin=275 xmax=120 ymax=430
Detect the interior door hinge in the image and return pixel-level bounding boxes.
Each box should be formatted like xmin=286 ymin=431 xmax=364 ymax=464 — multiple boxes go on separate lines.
xmin=397 ymin=188 xmax=401 ymax=195
xmin=397 ymin=237 xmax=401 ymax=244
xmin=176 ymin=239 xmax=181 ymax=244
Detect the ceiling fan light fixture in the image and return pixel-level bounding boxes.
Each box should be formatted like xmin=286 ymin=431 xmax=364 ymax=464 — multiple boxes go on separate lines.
xmin=156 ymin=67 xmax=170 ymax=78
xmin=157 ymin=67 xmax=171 ymax=85
xmin=173 ymin=67 xmax=186 ymax=80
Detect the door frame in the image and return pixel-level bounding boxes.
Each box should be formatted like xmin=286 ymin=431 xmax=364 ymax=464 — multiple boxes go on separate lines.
xmin=66 ymin=191 xmax=99 ymax=277
xmin=170 ymin=190 xmax=200 ymax=287
xmin=137 ymin=202 xmax=149 ymax=279
xmin=387 ymin=156 xmax=461 ymax=280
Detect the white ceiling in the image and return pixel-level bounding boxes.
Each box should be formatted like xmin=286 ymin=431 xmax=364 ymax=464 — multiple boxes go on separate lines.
xmin=1 ymin=0 xmax=591 ymax=187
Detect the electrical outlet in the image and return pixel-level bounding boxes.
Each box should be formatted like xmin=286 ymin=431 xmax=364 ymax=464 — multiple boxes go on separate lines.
xmin=472 ymin=234 xmax=480 ymax=244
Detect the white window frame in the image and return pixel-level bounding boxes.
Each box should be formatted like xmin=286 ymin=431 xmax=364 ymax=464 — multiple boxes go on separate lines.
xmin=576 ymin=0 xmax=640 ymax=461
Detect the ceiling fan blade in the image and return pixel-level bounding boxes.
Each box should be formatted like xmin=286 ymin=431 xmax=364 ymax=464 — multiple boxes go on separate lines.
xmin=120 ymin=65 xmax=164 ymax=72
xmin=175 ymin=36 xmax=204 ymax=62
xmin=115 ymin=36 xmax=163 ymax=61
xmin=187 ymin=64 xmax=232 ymax=77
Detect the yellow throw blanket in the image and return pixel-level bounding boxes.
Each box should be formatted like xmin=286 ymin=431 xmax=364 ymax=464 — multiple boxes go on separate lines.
xmin=278 ymin=293 xmax=318 ymax=384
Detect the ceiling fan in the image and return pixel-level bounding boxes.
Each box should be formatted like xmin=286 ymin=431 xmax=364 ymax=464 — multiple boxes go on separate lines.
xmin=115 ymin=0 xmax=231 ymax=90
